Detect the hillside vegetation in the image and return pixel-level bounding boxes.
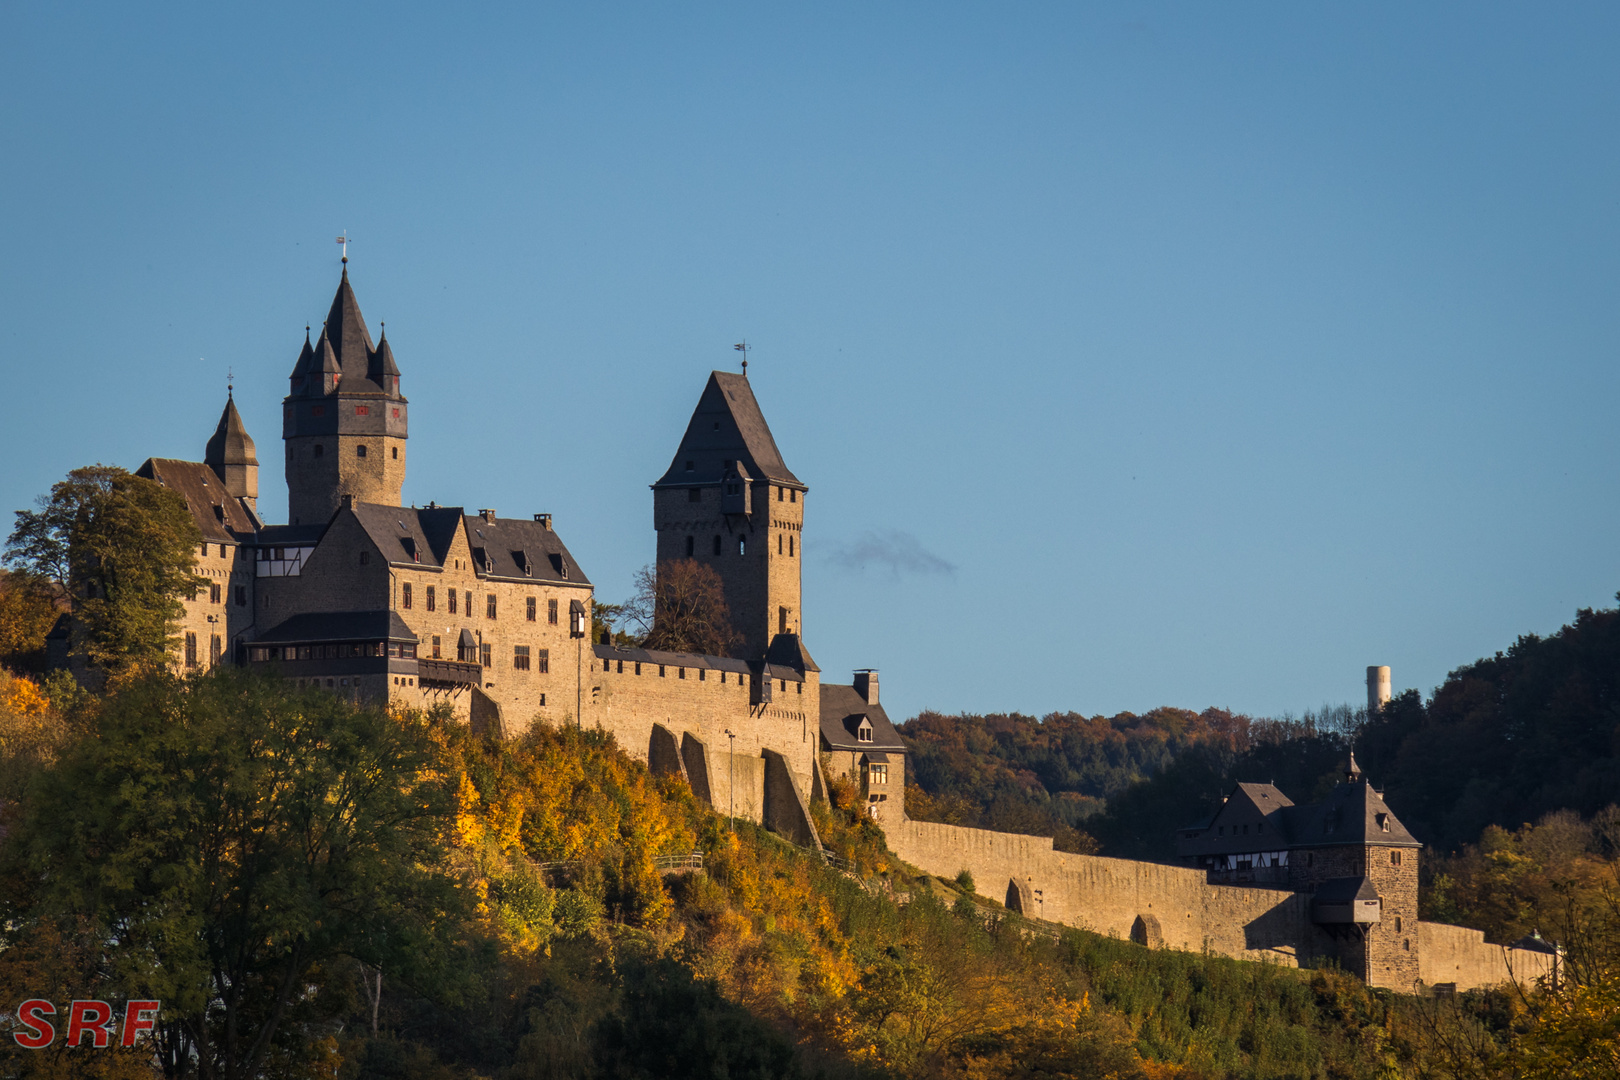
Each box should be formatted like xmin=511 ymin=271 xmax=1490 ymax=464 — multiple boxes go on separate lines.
xmin=4 ymin=666 xmax=1616 ymax=1078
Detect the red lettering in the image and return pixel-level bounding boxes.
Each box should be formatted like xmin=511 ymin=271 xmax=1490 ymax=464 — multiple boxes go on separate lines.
xmin=13 ymin=999 xmax=54 ymax=1049
xmin=122 ymin=1000 xmax=160 ymax=1047
xmin=66 ymin=1000 xmax=113 ymax=1048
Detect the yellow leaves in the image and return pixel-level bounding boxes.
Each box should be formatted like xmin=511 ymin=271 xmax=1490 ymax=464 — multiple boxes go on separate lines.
xmin=1 ymin=672 xmax=50 ymax=718
xmin=453 ymin=773 xmax=485 ymax=848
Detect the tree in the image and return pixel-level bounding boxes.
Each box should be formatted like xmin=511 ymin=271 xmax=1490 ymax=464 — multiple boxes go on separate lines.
xmin=2 ymin=670 xmax=471 ymax=1080
xmin=629 ymin=560 xmax=740 ymax=656
xmin=5 ymin=465 xmax=203 ymax=681
xmin=0 ymin=570 xmax=61 ymax=672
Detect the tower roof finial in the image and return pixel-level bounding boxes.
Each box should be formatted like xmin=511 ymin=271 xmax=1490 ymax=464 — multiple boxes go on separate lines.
xmin=336 ymin=232 xmax=348 ymax=265
xmin=734 ymin=340 xmax=749 ymax=376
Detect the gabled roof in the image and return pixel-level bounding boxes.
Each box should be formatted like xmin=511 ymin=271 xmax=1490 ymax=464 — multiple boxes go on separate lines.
xmin=349 ymin=503 xmax=467 ymax=568
xmin=135 ymin=458 xmax=258 ymax=542
xmin=255 ymin=523 xmax=328 ymax=547
xmin=819 ymin=682 xmax=906 ymax=752
xmin=766 ymin=633 xmax=820 ymax=673
xmin=256 ymin=610 xmax=415 ymax=643
xmin=652 ymin=371 xmax=803 ymax=489
xmin=461 ymin=513 xmax=591 ymax=586
xmin=1312 ymin=876 xmax=1380 ymax=904
xmin=204 ymin=394 xmax=257 ymax=469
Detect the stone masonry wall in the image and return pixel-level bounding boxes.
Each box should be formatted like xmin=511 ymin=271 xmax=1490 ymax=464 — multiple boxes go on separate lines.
xmin=1418 ymin=922 xmax=1557 ymax=992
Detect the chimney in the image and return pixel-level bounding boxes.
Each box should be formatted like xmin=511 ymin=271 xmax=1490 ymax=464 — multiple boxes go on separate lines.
xmin=480 ymin=508 xmax=497 ymax=523
xmin=534 ymin=513 xmax=552 ymax=530
xmin=1366 ymin=666 xmax=1391 ymax=714
xmin=341 ymin=494 xmax=355 ymax=510
xmin=853 ymin=669 xmax=878 ymax=705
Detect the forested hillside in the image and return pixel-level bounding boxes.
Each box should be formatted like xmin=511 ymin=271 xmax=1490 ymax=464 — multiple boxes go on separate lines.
xmin=900 ymin=594 xmax=1620 ymax=862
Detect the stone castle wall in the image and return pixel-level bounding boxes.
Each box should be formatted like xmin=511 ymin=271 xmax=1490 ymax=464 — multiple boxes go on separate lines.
xmin=1418 ymin=921 xmax=1556 ymax=990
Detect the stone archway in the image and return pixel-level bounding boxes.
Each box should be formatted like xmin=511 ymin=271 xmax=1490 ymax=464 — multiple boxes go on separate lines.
xmin=1005 ymin=878 xmax=1030 ymax=915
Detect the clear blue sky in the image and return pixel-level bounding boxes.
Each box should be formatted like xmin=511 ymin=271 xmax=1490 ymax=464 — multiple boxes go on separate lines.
xmin=3 ymin=3 xmax=1616 ymax=723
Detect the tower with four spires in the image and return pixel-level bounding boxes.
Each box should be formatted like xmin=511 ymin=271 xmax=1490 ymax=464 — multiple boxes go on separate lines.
xmin=281 ymin=264 xmax=408 ymax=524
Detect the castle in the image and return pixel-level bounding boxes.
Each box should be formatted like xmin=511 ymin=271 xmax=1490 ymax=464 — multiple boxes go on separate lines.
xmin=133 ymin=265 xmax=1552 ymax=994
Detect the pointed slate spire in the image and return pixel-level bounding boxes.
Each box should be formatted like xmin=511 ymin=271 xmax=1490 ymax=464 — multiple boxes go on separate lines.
xmin=370 ymin=323 xmax=401 ymax=396
xmin=1346 ymin=751 xmax=1363 ymax=783
xmin=288 ymin=326 xmax=316 ymax=395
xmin=323 ymin=265 xmax=377 ymax=386
xmin=205 ymin=392 xmax=259 ymax=505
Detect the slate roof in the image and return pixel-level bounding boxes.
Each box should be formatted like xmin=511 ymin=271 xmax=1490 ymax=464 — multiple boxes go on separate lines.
xmin=1312 ymin=876 xmax=1380 ymax=903
xmin=1280 ymin=779 xmax=1422 ymax=849
xmin=256 ymin=610 xmax=416 ymax=643
xmin=460 ymin=512 xmax=591 ymax=586
xmin=204 ymin=394 xmax=257 ymax=469
xmin=135 ymin=458 xmax=259 ymax=542
xmin=819 ymin=682 xmax=907 ymax=752
xmin=766 ymin=633 xmax=820 ymax=673
xmin=652 ymin=371 xmax=804 ymax=489
xmin=255 ymin=523 xmax=328 ymax=547
xmin=288 ymin=269 xmax=399 ymax=398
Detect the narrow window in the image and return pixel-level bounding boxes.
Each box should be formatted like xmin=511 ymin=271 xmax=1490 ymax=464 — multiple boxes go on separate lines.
xmin=185 ymin=632 xmax=198 ymax=668
xmin=235 ymin=585 xmax=246 ymax=606
xmin=617 ymin=660 xmax=623 ymax=673
xmin=790 ymin=489 xmax=796 ymax=503
xmin=432 ymin=635 xmax=441 ymax=658
xmin=487 ymin=594 xmax=497 ymax=619
xmin=391 ymin=446 xmax=398 ymax=459
xmin=659 ymin=665 xmax=666 ymax=677
xmin=688 ymin=488 xmax=701 ymax=503
xmin=789 ymin=536 xmax=794 ymax=557
xmin=1307 ymin=853 xmax=1314 ymax=867
xmin=449 ymin=589 xmax=458 ymax=615
xmin=210 ymin=635 xmax=222 ymax=664
xmin=480 ymin=643 xmax=491 ymax=667
xmin=210 ymin=583 xmax=222 ymax=604
xmin=635 ymin=663 xmax=641 ymax=675
xmin=678 ymin=667 xmax=686 ymax=679
xmin=1242 ymin=824 xmax=1249 ymax=835
xmin=357 ymin=444 xmax=368 ymax=458
xmin=1257 ymin=822 xmax=1264 ymax=834
xmin=778 ymin=534 xmax=783 ymax=555
xmin=699 ymin=668 xmax=706 ymax=681
xmin=538 ymin=648 xmax=549 ymax=674
xmin=360 ymin=551 xmax=370 ymax=565
xmin=427 ymin=586 xmax=436 ymax=611
xmin=713 ymin=535 xmax=722 ymax=556
xmin=548 ymin=599 xmax=558 ymax=625
xmin=527 ymin=597 xmax=537 ymax=621
xmin=1391 ymin=850 xmax=1402 ymax=867
xmin=514 ymin=645 xmax=530 ymax=671
xmin=778 ymin=486 xmax=784 ymax=502
xmin=738 ymin=536 xmax=746 ymax=555
xmin=686 ymin=536 xmax=695 ymax=557
xmin=1395 ymin=916 xmax=1403 ymax=932
xmin=402 ymin=583 xmax=412 ymax=609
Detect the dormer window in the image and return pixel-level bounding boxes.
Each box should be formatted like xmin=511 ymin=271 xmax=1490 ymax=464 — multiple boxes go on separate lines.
xmin=857 ymin=720 xmax=873 ymax=743
xmin=1377 ymin=813 xmax=1390 ymax=832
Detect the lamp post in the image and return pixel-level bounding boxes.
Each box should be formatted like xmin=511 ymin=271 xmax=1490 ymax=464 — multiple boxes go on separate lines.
xmin=569 ymin=600 xmax=587 ymax=731
xmin=723 ymin=728 xmax=736 ymax=831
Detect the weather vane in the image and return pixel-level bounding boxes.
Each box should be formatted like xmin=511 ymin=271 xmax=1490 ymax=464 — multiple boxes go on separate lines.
xmin=227 ymin=365 xmax=234 ymax=395
xmin=734 ymin=340 xmax=749 ymax=375
xmin=336 ymin=232 xmax=348 ymax=263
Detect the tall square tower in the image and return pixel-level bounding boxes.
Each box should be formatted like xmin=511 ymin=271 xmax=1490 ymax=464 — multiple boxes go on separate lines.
xmin=651 ymin=371 xmax=805 ymax=658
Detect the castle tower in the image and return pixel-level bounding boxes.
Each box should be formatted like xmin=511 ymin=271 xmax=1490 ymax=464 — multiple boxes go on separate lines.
xmin=281 ymin=267 xmax=408 ymax=525
xmin=651 ymin=371 xmax=806 ymax=658
xmin=204 ymin=391 xmax=259 ymax=511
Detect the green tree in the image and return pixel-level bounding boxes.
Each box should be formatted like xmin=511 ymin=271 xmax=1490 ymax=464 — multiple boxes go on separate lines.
xmin=5 ymin=465 xmax=203 ymax=681
xmin=3 ymin=670 xmax=471 ymax=1080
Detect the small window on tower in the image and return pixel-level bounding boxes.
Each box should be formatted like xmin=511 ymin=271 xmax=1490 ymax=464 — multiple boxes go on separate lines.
xmin=686 ymin=536 xmax=695 ymax=557
xmin=713 ymin=535 xmax=722 ymax=555
xmin=790 ymin=489 xmax=797 ymax=503
xmin=357 ymin=445 xmax=368 ymax=458
xmin=778 ymin=487 xmax=784 ymax=502
xmin=355 ymin=406 xmax=369 ymax=416
xmin=778 ymin=534 xmax=783 ymax=555
xmin=1391 ymin=850 xmax=1403 ymax=867
xmin=688 ymin=488 xmax=701 ymax=503
xmin=185 ymin=632 xmax=198 ymax=667
xmin=360 ymin=551 xmax=370 ymax=565
xmin=210 ymin=583 xmax=221 ymax=604
xmin=789 ymin=535 xmax=795 ymax=556
xmin=685 ymin=460 xmax=694 ymax=471
xmin=313 ymin=444 xmax=324 ymax=458
xmin=486 ymin=594 xmax=497 ymax=619
xmin=392 ymin=446 xmax=398 ymax=459
xmin=548 ymin=599 xmax=558 ymax=625
xmin=738 ymin=536 xmax=746 ymax=555
xmin=527 ymin=597 xmax=536 ymax=621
